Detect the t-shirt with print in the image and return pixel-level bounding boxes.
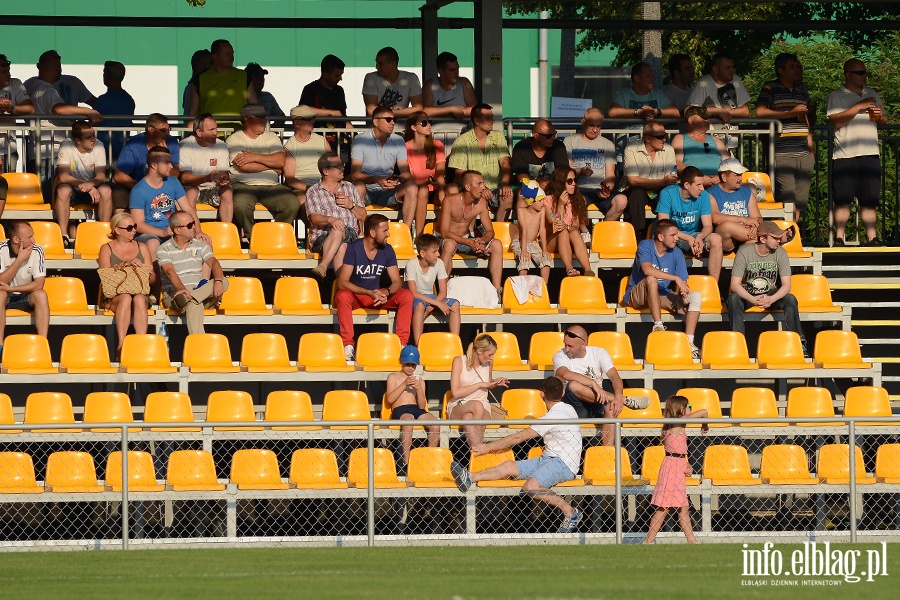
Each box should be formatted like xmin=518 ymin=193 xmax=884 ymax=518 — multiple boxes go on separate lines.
xmin=563 ymin=133 xmax=615 ymax=190
xmin=343 ymin=239 xmax=397 ymax=291
xmin=362 ymin=71 xmax=422 ymax=110
xmin=530 ymin=402 xmax=582 ymax=476
xmin=656 ymin=184 xmax=711 ymax=236
xmin=708 ymin=184 xmax=752 ymax=217
xmin=624 ymin=238 xmax=689 ymax=302
xmin=179 ymin=136 xmax=230 ymax=190
xmin=511 ymin=138 xmax=569 ymax=181
xmin=731 ymin=243 xmax=791 ymax=297
xmin=130 ymin=177 xmax=186 ymax=230
xmin=552 ymin=346 xmax=616 ymax=386
xmin=404 ymin=257 xmax=448 ymax=295
xmin=0 ymin=78 xmax=30 ymax=156
xmin=56 ymin=139 xmax=107 ymax=182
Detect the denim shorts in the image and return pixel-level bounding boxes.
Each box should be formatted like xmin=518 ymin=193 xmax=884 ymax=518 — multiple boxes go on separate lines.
xmin=413 ymin=293 xmax=458 ymax=311
xmin=516 ymin=455 xmax=575 ymax=488
xmin=365 ymin=187 xmax=399 ymax=207
xmin=6 ymin=293 xmax=33 ymax=311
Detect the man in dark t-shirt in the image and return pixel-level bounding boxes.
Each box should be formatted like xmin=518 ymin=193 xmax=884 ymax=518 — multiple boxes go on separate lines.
xmin=299 ymin=54 xmax=349 ymax=139
xmin=335 ymin=213 xmax=413 ymax=360
xmin=511 ymin=119 xmax=570 ymax=187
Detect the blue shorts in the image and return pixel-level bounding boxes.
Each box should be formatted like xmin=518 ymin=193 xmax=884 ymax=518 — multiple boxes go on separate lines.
xmin=391 ymin=405 xmax=429 ymax=420
xmin=413 ymin=293 xmax=458 ymax=311
xmin=6 ymin=293 xmax=33 ymax=311
xmin=365 ymin=187 xmax=399 ymax=207
xmin=515 ymin=455 xmax=575 ymax=489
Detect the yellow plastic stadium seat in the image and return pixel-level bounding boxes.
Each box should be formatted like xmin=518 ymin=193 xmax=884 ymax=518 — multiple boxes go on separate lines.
xmin=3 ymin=173 xmax=49 ymax=209
xmin=528 ymin=331 xmax=564 ymax=370
xmin=588 ymin=331 xmax=642 ymax=371
xmin=297 ymin=332 xmax=354 ymax=372
xmin=386 ymin=222 xmax=416 ymax=260
xmin=502 ymin=278 xmax=555 ymax=314
xmin=143 ymin=392 xmax=201 ymax=432
xmin=760 ymin=445 xmax=820 ymax=485
xmin=641 ymin=446 xmax=700 ymax=486
xmin=289 ymin=449 xmax=349 ymax=489
xmin=701 ymin=331 xmax=757 ymax=370
xmin=29 ymin=221 xmax=70 ymax=260
xmin=73 ymin=221 xmax=112 ymax=259
xmin=645 ymin=331 xmax=700 ymax=370
xmin=702 ymin=445 xmax=761 ymax=486
xmin=105 ymin=451 xmax=164 ymax=492
xmin=347 ymin=448 xmax=405 ymax=488
xmin=2 ymin=334 xmax=57 ymax=375
xmin=355 ymin=332 xmax=403 ymax=371
xmin=501 ymin=388 xmax=547 ymax=429
xmin=786 ymin=386 xmax=835 ymax=427
xmin=249 ymin=222 xmax=304 ymax=259
xmin=592 ymin=221 xmax=637 ymax=259
xmin=816 ymin=444 xmax=876 ymax=484
xmin=558 ymin=276 xmax=615 ymax=315
xmin=183 ymin=333 xmax=239 ymax=373
xmin=490 ymin=222 xmax=517 ymax=259
xmin=59 ymin=334 xmax=117 ymax=374
xmin=875 ymin=444 xmax=900 ymax=484
xmin=231 ymin=449 xmax=289 ymax=490
xmin=119 ymin=334 xmax=177 ymax=373
xmin=406 ymin=447 xmax=456 ymax=488
xmin=686 ymin=275 xmax=727 ymax=314
xmin=730 ymin=387 xmax=784 ymax=427
xmin=791 ymin=274 xmax=842 ymax=313
xmin=0 ymin=452 xmax=43 ymax=493
xmin=418 ymin=332 xmax=463 ymax=371
xmin=46 ymin=451 xmax=106 ymax=493
xmin=619 ymin=388 xmax=662 ymax=428
xmin=0 ymin=393 xmax=22 ymax=434
xmin=813 ymin=330 xmax=871 ymax=369
xmin=843 ymin=386 xmax=895 ymax=426
xmin=771 ymin=220 xmax=811 ymax=258
xmin=202 ymin=221 xmax=248 ymax=260
xmin=166 ymin=450 xmax=226 ymax=491
xmin=218 ymin=276 xmax=272 ymax=316
xmin=265 ymin=390 xmax=318 ymax=431
xmin=741 ymin=171 xmax=782 ymax=208
xmin=24 ymin=392 xmax=80 ymax=433
xmin=469 ymin=449 xmax=519 ymax=487
xmin=322 ymin=390 xmax=372 ymax=430
xmin=44 ymin=277 xmax=93 ymax=316
xmin=755 ymin=331 xmax=814 ymax=370
xmin=331 ymin=280 xmax=387 ymax=316
xmin=83 ymin=392 xmax=139 ymax=433
xmin=273 ymin=277 xmax=330 ymax=316
xmin=205 ymin=390 xmax=263 ymax=431
xmin=488 ymin=331 xmax=530 ymax=371
xmin=676 ymin=388 xmax=729 ymax=428
xmin=240 ymin=333 xmax=296 ymax=373
xmin=584 ymin=447 xmax=648 ymax=486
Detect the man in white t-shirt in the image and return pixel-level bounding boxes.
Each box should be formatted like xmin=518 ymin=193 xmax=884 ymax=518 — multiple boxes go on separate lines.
xmin=362 ymin=46 xmax=423 ymax=118
xmin=0 ymin=221 xmax=49 ymax=351
xmin=283 ymin=104 xmax=330 ymax=214
xmin=450 ymin=376 xmax=584 ymax=533
xmin=55 ymin=120 xmax=112 ymax=241
xmin=179 ymin=113 xmax=234 ymax=225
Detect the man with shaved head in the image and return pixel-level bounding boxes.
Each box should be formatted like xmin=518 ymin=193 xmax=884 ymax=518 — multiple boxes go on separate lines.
xmin=511 ymin=119 xmax=570 ymax=189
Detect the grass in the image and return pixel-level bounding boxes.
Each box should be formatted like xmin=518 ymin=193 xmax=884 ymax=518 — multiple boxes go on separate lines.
xmin=0 ymin=544 xmax=897 ymax=599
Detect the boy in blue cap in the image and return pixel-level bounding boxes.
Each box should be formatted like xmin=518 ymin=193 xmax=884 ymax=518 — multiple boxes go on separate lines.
xmin=385 ymin=345 xmax=439 ymax=467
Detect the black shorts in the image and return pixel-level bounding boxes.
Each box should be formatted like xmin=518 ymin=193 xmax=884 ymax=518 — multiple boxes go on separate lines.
xmin=391 ymin=405 xmax=429 ymax=420
xmin=832 ymin=156 xmax=881 ymax=208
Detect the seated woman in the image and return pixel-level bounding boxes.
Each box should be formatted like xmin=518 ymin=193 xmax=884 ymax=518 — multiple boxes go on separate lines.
xmin=670 ymin=106 xmax=730 ymax=188
xmin=404 ymin=111 xmax=446 ymax=236
xmin=98 ymin=212 xmax=155 ymax=355
xmin=448 ymin=333 xmax=509 ymax=449
xmin=543 ymin=167 xmax=594 ymax=277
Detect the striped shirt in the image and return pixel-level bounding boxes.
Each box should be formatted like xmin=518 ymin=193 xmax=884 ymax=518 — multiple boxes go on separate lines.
xmin=756 ymin=79 xmax=812 ymax=153
xmin=0 ymin=241 xmax=46 ymax=288
xmin=305 ymin=180 xmax=365 ymax=247
xmin=156 ymin=238 xmax=213 ymax=294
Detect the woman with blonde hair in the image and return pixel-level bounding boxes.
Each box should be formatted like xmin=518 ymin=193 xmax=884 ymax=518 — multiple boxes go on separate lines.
xmin=98 ymin=211 xmax=155 ymax=355
xmin=448 ymin=333 xmax=510 ymax=449
xmin=404 ymin=111 xmax=446 ymax=235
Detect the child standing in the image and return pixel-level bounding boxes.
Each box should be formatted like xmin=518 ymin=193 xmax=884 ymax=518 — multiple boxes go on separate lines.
xmin=385 ymin=346 xmax=440 ymax=468
xmin=643 ymin=395 xmax=708 ymax=544
xmin=405 ymin=233 xmax=460 ymax=345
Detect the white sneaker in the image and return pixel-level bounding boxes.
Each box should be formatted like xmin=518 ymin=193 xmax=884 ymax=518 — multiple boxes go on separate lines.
xmin=690 ymin=343 xmax=700 ymax=360
xmin=581 ymin=231 xmax=591 ymax=244
xmin=652 ymin=323 xmax=666 ymax=332
xmin=623 ymin=396 xmax=651 ymax=410
xmin=344 ymin=344 xmax=355 ymax=362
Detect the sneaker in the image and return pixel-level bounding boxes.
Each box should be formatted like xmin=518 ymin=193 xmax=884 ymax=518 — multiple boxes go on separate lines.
xmin=690 ymin=343 xmax=700 ymax=360
xmin=62 ymin=235 xmax=73 ymax=250
xmin=450 ymin=461 xmax=471 ymax=492
xmin=833 ymin=237 xmax=845 ymax=247
xmin=344 ymin=344 xmax=355 ymax=362
xmin=623 ymin=396 xmax=651 ymax=410
xmin=862 ymin=238 xmax=884 ymax=247
xmin=652 ymin=323 xmax=666 ymax=333
xmin=581 ymin=231 xmax=591 ymax=244
xmin=558 ymin=509 xmax=580 ymax=533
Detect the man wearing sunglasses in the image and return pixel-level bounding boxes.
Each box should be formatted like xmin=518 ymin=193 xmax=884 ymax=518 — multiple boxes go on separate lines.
xmin=512 ymin=119 xmax=569 ymax=190
xmin=621 ymin=121 xmax=678 ymax=240
xmin=113 ymin=113 xmax=181 ymax=214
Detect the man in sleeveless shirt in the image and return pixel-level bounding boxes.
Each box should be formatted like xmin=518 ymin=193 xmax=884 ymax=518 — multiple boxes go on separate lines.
xmin=422 ymin=52 xmax=477 ymax=121
xmin=187 ymin=40 xmax=257 ymax=119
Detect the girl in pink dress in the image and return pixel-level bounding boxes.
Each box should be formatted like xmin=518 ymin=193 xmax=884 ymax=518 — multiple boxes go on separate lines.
xmin=643 ymin=395 xmax=707 ymax=544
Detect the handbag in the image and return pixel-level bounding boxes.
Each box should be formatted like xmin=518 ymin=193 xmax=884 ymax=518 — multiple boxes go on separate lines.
xmin=473 ymin=363 xmax=508 ymax=420
xmin=98 ymin=263 xmax=151 ymax=299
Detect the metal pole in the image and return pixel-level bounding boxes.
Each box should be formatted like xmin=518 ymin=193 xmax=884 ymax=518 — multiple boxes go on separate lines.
xmin=614 ymin=422 xmax=623 ymax=544
xmin=848 ymin=420 xmax=857 ymax=543
xmin=367 ymin=422 xmax=375 ymax=547
xmin=539 ymin=11 xmax=548 ymax=118
xmin=121 ymin=425 xmax=129 ymax=550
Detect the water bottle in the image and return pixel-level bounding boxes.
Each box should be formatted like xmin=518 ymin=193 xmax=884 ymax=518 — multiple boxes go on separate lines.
xmin=157 ymin=320 xmax=169 ymax=344
xmin=671 ymin=165 xmax=678 ymax=177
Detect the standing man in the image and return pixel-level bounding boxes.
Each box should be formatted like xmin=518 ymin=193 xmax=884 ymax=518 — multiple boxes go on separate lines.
xmin=0 ymin=221 xmax=49 ymax=352
xmin=422 ymin=51 xmax=477 ymax=120
xmin=179 ymin=113 xmax=234 ymax=225
xmin=756 ymin=53 xmax=815 ymax=222
xmin=55 ymin=120 xmax=112 ymax=241
xmin=827 ymin=58 xmax=888 ymax=246
xmin=246 ymin=62 xmax=284 ymax=118
xmin=335 ymin=213 xmax=414 ymax=361
xmin=686 ymin=52 xmax=751 ymax=150
xmin=0 ymin=53 xmax=35 ymax=173
xmin=283 ymin=105 xmax=330 ymax=212
xmin=621 ymin=121 xmax=678 ymax=239
xmin=662 ymin=54 xmax=695 ymax=115
xmin=182 ymin=49 xmax=211 ymax=115
xmin=708 ymin=158 xmax=763 ymax=253
xmin=727 ymin=221 xmax=807 ymax=353
xmin=362 ymin=47 xmax=423 ymax=118
xmin=608 ymin=62 xmax=680 ymax=122
xmin=226 ymin=104 xmax=299 ymax=240
xmin=188 ymin=39 xmax=257 ymax=119
xmin=94 ymin=60 xmax=135 ymax=161
xmin=113 ymin=113 xmax=181 ymax=215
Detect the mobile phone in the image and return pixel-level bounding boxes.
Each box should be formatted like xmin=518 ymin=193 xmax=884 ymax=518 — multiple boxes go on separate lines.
xmin=413 ymin=365 xmax=424 ymax=378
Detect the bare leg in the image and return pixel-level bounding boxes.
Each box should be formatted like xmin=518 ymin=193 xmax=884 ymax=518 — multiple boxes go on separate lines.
xmin=132 ymin=293 xmax=150 ymax=336
xmin=318 ymin=228 xmax=345 ymax=270
xmin=411 ymin=303 xmax=428 ymax=346
xmin=644 ymin=506 xmax=668 ymax=543
xmin=55 ymin=184 xmax=73 ymax=238
xmin=451 ymin=402 xmax=487 ymax=449
xmin=684 ymin=309 xmax=700 ymax=337
xmin=218 ymin=188 xmax=234 ymax=224
xmin=706 ymin=233 xmax=723 ymax=281
xmin=97 ymin=185 xmax=113 ymax=223
xmin=833 ymin=205 xmax=850 ymax=241
xmin=414 ymin=184 xmax=429 ymax=235
xmin=486 ymin=239 xmax=503 ymax=289
xmin=676 ymin=505 xmax=698 ymax=543
xmin=447 ymin=301 xmax=460 ymax=337
xmin=0 ymin=290 xmax=7 ymax=344
xmin=440 ymin=240 xmax=457 ymax=278
xmin=30 ymin=290 xmax=49 ymax=338
xmin=861 ymin=206 xmax=878 ymax=241
xmin=522 ymin=477 xmax=574 ymax=516
xmin=570 ymin=231 xmax=592 ymax=273
xmin=469 ymin=459 xmax=518 ymax=482
xmin=555 ymin=230 xmax=574 ymax=272
xmin=539 ymin=265 xmax=550 ymax=283
xmin=398 ymin=414 xmax=415 ymax=466
xmin=421 ymin=414 xmax=440 ymax=448
xmin=603 ymin=194 xmax=628 ymax=222
xmin=110 ymin=294 xmax=134 ymax=350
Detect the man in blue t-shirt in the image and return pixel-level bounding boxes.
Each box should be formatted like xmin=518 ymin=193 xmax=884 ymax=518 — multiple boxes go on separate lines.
xmin=335 ymin=213 xmax=414 ymax=361
xmin=624 ymin=219 xmax=702 ymax=358
xmin=112 ymin=113 xmax=181 ymax=212
xmin=656 ymin=165 xmax=723 ymax=282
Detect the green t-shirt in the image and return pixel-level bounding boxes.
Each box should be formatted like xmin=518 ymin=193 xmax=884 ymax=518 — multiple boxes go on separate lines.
xmin=731 ymin=243 xmax=791 ymax=296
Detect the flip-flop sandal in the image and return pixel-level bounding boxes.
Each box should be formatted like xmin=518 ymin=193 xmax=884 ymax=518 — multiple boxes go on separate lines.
xmin=566 ymin=268 xmax=579 ymax=277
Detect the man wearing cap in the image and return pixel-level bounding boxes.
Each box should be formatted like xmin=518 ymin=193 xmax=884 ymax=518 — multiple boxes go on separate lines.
xmin=727 ymin=220 xmax=807 ymax=351
xmin=283 ymin=105 xmax=330 ymax=212
xmin=385 ymin=345 xmax=439 ymax=468
xmin=226 ymin=104 xmax=299 ymax=240
xmin=708 ymin=158 xmax=763 ymax=253
xmin=179 ymin=113 xmax=234 ymax=225
xmin=362 ymin=46 xmax=423 ymax=118
xmin=188 ymin=39 xmax=257 ymax=119
xmin=113 ymin=113 xmax=181 ymax=213
xmin=246 ymin=62 xmax=284 ymax=118
xmin=95 ymin=60 xmax=135 ymax=161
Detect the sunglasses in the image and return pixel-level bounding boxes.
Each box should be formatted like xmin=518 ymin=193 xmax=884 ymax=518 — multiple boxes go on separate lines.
xmin=326 ymin=163 xmax=344 ymax=170
xmin=378 ymin=116 xmax=395 ymax=123
xmin=81 ymin=134 xmax=97 ymax=141
xmin=847 ymin=69 xmax=868 ymax=75
xmin=703 ymin=142 xmax=711 ymax=154
xmin=564 ymin=330 xmax=586 ymax=343
xmin=566 ymin=178 xmax=576 ymax=184
xmin=418 ymin=119 xmax=432 ymax=127
xmin=649 ymin=133 xmax=667 ymax=140
xmin=536 ymin=131 xmax=557 ymax=139
xmin=176 ymin=221 xmax=196 ymax=230
xmin=116 ymin=224 xmax=137 ymax=232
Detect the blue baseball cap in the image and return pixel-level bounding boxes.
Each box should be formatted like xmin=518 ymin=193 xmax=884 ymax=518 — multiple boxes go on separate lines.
xmin=399 ymin=345 xmax=420 ymax=365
